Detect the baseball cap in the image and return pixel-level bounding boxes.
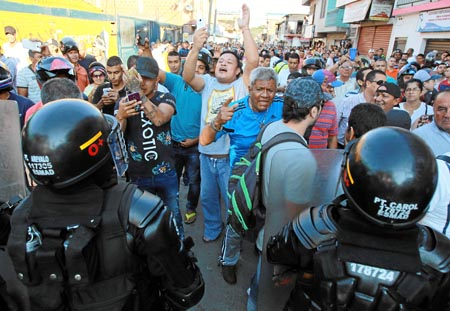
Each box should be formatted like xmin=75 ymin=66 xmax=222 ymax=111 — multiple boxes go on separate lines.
xmin=386 ymin=110 xmax=411 ymax=130
xmin=4 ymin=26 xmax=16 ymax=35
xmin=285 ymin=77 xmax=325 ymax=108
xmin=377 ymin=82 xmax=401 ymax=99
xmin=136 ymin=57 xmax=159 ymax=79
xmin=312 ymin=69 xmax=344 ymax=87
xmin=413 ymin=69 xmax=440 ymax=82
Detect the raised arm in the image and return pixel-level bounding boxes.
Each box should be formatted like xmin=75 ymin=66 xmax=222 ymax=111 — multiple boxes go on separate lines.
xmin=239 ymin=4 xmax=259 ymax=87
xmin=182 ymin=28 xmax=208 ymax=92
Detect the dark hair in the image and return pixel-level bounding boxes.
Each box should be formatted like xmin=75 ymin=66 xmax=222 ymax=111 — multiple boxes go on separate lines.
xmin=356 ymin=68 xmax=372 ymax=84
xmin=41 ymin=78 xmax=82 ymax=104
xmin=365 ymin=69 xmax=386 ymax=82
xmin=168 ymin=51 xmax=180 ymax=58
xmin=416 ymin=53 xmax=425 ymax=58
xmin=287 ymin=72 xmax=302 ymax=80
xmin=107 ymin=56 xmax=123 ymax=67
xmin=405 ymin=78 xmax=423 ymax=92
xmin=348 ymin=103 xmax=386 ymax=138
xmin=288 ymin=52 xmax=300 ymax=61
xmin=28 ymin=49 xmax=41 ymax=58
xmin=220 ymin=50 xmax=243 ymax=78
xmin=260 ymin=54 xmax=271 ymax=60
xmin=126 ymin=55 xmax=138 ymax=69
xmin=282 ymin=96 xmax=321 ymax=123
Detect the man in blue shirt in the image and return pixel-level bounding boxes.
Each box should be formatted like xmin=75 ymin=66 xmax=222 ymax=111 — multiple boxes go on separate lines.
xmin=200 ymin=67 xmax=283 ymax=167
xmin=159 ymin=50 xmax=212 ymax=224
xmin=200 ymin=67 xmax=283 ymax=285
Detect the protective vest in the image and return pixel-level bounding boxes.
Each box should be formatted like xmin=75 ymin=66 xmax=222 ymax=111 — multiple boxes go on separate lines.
xmin=7 ymin=183 xmax=149 ymax=311
xmin=290 ymin=204 xmax=450 ymax=311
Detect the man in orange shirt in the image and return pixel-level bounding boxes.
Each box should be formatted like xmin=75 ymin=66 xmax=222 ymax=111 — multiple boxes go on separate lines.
xmin=60 ymin=37 xmax=89 ymax=92
xmin=386 ymin=57 xmax=399 ymax=80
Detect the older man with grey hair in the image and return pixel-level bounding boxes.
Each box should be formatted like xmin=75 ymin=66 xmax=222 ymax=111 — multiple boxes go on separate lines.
xmin=200 ymin=67 xmax=283 ymax=286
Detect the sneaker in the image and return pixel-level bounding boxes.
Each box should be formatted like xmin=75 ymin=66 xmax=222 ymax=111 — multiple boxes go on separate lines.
xmin=222 ymin=265 xmax=237 ymax=284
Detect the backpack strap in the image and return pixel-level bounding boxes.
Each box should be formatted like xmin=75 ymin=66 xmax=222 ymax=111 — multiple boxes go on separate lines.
xmin=436 ymin=155 xmax=450 ymax=235
xmin=257 ymin=123 xmax=308 ymax=154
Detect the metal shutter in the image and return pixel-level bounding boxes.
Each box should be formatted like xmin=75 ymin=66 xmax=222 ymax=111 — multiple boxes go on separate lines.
xmin=425 ymin=39 xmax=450 ymax=55
xmin=357 ymin=25 xmax=392 ymax=56
xmin=357 ymin=26 xmax=375 ymax=55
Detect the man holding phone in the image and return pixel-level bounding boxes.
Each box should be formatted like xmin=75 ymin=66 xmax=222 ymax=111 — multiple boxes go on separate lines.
xmin=92 ymin=56 xmax=127 ymax=115
xmin=115 ymin=56 xmax=185 ymax=240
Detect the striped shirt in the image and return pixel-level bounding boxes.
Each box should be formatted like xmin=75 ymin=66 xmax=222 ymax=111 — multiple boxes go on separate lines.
xmin=309 ymin=100 xmax=338 ymax=149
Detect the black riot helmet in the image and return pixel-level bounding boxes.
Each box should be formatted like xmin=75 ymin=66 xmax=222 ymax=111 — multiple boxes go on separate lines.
xmin=301 ymin=57 xmax=324 ymax=76
xmin=342 ymin=127 xmax=437 ymax=229
xmin=60 ymin=36 xmax=79 ymax=54
xmin=23 ymin=99 xmax=128 ymax=189
xmin=0 ymin=61 xmax=13 ymax=92
xmin=198 ymin=48 xmax=212 ymax=72
xmin=35 ymin=56 xmax=75 ymax=87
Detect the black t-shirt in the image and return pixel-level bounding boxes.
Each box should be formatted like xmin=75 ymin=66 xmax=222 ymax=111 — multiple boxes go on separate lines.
xmin=119 ymin=91 xmax=177 ymax=178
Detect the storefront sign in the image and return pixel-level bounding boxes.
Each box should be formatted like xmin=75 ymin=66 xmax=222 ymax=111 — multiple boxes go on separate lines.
xmin=336 ymin=0 xmax=358 ymax=7
xmin=343 ymin=0 xmax=372 ymax=23
xmin=418 ymin=8 xmax=450 ymax=32
xmin=369 ymin=0 xmax=394 ymax=21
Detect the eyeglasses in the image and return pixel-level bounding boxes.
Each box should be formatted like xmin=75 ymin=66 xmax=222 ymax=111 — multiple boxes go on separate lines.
xmin=405 ymin=87 xmax=420 ymax=92
xmin=370 ymin=80 xmax=385 ymax=85
xmin=340 ymin=66 xmax=353 ymax=70
xmin=92 ymin=74 xmax=105 ymax=78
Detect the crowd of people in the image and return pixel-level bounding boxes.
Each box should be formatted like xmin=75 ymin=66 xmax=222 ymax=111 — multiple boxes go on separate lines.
xmin=1 ymin=3 xmax=450 ymax=310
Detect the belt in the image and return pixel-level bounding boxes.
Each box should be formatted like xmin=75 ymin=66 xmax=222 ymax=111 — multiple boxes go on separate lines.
xmin=203 ymin=154 xmax=228 ymax=159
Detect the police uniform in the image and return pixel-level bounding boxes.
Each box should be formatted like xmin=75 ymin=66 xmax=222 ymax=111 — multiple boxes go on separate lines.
xmin=1 ymin=99 xmax=204 ymax=310
xmin=266 ymin=127 xmax=450 ymax=310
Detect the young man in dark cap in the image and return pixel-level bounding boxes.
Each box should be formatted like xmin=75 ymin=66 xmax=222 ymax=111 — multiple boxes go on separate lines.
xmin=115 ymin=56 xmax=185 ymax=240
xmin=374 ymin=82 xmax=402 ymax=112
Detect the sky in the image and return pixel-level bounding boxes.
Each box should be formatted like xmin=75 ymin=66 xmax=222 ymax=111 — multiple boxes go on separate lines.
xmin=215 ymin=0 xmax=310 ymax=27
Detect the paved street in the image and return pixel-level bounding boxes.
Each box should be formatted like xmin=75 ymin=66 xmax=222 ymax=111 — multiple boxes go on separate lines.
xmin=178 ymin=183 xmax=258 ymax=311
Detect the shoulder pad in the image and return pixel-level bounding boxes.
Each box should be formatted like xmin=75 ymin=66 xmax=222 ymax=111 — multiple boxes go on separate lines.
xmin=292 ymin=204 xmax=337 ymax=250
xmin=419 ymin=226 xmax=450 ymax=273
xmin=128 ymin=188 xmax=165 ymax=229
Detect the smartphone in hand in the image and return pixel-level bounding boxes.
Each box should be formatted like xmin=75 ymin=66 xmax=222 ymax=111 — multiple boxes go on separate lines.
xmin=197 ymin=17 xmax=206 ymax=29
xmin=127 ymin=92 xmax=141 ymax=112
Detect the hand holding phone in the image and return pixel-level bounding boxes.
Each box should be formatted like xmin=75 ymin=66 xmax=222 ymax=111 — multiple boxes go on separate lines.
xmin=127 ymin=92 xmax=141 ymax=112
xmin=197 ymin=17 xmax=206 ymax=29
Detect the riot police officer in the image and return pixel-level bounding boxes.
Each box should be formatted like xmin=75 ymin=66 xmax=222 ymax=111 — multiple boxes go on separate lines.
xmin=266 ymin=127 xmax=450 ymax=310
xmin=2 ymin=99 xmax=204 ymax=310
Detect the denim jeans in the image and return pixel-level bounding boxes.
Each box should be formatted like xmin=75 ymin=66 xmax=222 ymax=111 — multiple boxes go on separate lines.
xmin=130 ymin=169 xmax=184 ymax=240
xmin=247 ymin=253 xmax=262 ymax=311
xmin=220 ymin=224 xmax=242 ymax=266
xmin=173 ymin=144 xmax=200 ymax=212
xmin=200 ymin=153 xmax=229 ymax=240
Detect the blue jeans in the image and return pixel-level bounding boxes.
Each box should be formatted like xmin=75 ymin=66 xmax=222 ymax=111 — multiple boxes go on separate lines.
xmin=173 ymin=144 xmax=200 ymax=212
xmin=200 ymin=154 xmax=229 ymax=240
xmin=247 ymin=253 xmax=262 ymax=311
xmin=130 ymin=169 xmax=184 ymax=240
xmin=220 ymin=224 xmax=242 ymax=266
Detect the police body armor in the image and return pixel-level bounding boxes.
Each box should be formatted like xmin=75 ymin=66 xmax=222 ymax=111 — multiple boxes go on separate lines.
xmin=268 ymin=202 xmax=450 ymax=311
xmin=7 ymin=182 xmax=204 ymax=311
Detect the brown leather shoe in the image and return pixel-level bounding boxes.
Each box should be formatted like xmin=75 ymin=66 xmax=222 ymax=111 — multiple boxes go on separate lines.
xmin=222 ymin=265 xmax=237 ymax=284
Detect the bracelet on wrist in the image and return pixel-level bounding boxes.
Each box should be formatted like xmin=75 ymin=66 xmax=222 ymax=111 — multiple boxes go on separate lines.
xmin=210 ymin=119 xmax=223 ymax=132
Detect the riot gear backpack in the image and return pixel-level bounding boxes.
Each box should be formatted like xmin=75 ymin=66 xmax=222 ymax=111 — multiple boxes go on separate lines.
xmin=228 ymin=124 xmax=307 ymax=242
